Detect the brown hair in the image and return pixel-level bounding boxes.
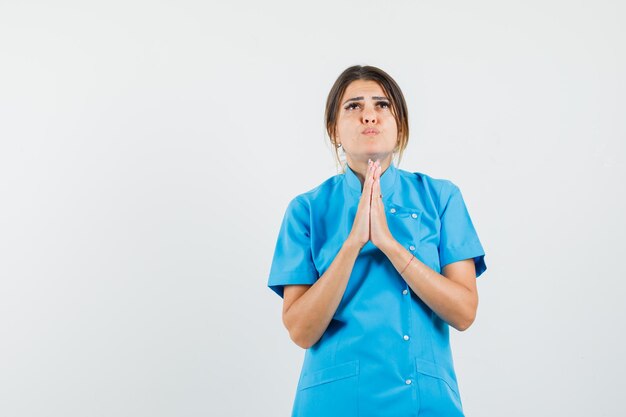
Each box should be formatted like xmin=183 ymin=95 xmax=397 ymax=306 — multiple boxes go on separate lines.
xmin=325 ymin=65 xmax=409 ymax=171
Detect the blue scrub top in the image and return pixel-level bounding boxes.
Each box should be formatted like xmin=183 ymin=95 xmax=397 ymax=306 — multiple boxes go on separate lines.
xmin=268 ymin=162 xmax=487 ymax=417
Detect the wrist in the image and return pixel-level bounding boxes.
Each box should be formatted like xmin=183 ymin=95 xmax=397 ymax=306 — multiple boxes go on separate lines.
xmin=344 ymin=235 xmax=365 ymax=253
xmin=378 ymin=235 xmax=400 ymax=255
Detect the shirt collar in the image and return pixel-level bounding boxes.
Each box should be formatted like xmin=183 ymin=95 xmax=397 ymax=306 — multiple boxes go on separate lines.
xmin=344 ymin=161 xmax=398 ymax=198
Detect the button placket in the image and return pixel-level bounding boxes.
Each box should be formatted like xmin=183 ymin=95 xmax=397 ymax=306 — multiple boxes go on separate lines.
xmin=400 ymin=282 xmax=413 ymax=387
xmin=390 ymin=205 xmax=419 ymax=389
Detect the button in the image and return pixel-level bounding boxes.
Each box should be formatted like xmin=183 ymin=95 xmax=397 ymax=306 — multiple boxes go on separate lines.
xmin=405 ymin=379 xmax=412 ymax=385
xmin=390 ymin=208 xmax=396 ymax=214
xmin=411 ymin=213 xmax=418 ymax=219
xmin=403 ymin=335 xmax=410 ymax=341
xmin=402 ymin=289 xmax=408 ymax=295
xmin=409 ymin=245 xmax=416 ymax=251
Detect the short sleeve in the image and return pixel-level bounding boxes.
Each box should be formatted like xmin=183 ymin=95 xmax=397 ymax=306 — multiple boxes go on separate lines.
xmin=267 ymin=197 xmax=319 ymax=298
xmin=438 ymin=182 xmax=487 ymax=278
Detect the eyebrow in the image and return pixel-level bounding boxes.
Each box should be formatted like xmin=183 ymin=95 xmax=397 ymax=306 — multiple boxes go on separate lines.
xmin=343 ymin=96 xmax=389 ymax=105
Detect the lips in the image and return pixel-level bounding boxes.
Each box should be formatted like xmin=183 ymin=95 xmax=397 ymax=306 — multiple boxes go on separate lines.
xmin=362 ymin=128 xmax=379 ymax=135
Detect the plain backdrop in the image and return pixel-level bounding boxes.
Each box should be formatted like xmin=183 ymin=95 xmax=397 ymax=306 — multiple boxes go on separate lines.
xmin=1 ymin=1 xmax=625 ymax=416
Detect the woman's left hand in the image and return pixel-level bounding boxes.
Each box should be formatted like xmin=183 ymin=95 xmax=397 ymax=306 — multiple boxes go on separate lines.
xmin=369 ymin=160 xmax=395 ymax=251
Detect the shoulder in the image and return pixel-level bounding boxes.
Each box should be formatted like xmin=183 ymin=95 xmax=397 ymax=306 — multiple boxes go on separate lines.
xmin=396 ymin=167 xmax=460 ymax=212
xmin=288 ymin=172 xmax=344 ymax=207
xmin=398 ymin=168 xmax=457 ymax=191
xmin=283 ymin=172 xmax=344 ymax=214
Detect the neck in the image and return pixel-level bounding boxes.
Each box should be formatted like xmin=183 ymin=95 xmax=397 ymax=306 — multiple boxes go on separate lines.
xmin=347 ymin=155 xmax=393 ymax=188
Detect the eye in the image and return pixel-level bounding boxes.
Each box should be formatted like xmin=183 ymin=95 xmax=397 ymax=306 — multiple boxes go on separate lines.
xmin=377 ymin=101 xmax=391 ymax=109
xmin=344 ymin=102 xmax=361 ymax=110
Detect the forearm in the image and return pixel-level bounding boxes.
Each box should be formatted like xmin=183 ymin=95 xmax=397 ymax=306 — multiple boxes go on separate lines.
xmin=284 ymin=238 xmax=362 ymax=348
xmin=381 ymin=239 xmax=477 ymax=331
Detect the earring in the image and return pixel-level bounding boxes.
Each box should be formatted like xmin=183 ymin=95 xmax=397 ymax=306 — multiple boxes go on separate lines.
xmin=337 ymin=143 xmax=347 ymax=166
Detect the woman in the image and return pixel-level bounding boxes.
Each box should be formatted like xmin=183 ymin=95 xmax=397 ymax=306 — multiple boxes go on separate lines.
xmin=267 ymin=65 xmax=487 ymax=417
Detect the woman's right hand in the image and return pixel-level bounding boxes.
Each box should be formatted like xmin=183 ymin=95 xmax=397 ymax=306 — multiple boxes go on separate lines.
xmin=347 ymin=159 xmax=377 ymax=249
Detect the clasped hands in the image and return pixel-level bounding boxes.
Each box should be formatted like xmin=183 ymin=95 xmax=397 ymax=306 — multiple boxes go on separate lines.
xmin=348 ymin=159 xmax=396 ymax=252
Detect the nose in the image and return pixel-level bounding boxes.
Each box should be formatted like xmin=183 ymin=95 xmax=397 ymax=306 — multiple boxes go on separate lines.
xmin=362 ymin=106 xmax=377 ymax=124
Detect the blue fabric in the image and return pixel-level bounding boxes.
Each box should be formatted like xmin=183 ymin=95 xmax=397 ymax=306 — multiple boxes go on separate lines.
xmin=268 ymin=163 xmax=487 ymax=417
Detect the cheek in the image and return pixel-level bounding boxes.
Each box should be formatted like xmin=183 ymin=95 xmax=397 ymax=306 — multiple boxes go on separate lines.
xmin=380 ymin=118 xmax=396 ymax=131
xmin=385 ymin=115 xmax=398 ymax=131
xmin=336 ymin=117 xmax=358 ymax=132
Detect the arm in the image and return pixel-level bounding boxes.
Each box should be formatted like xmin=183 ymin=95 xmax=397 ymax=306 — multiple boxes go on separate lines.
xmin=282 ymin=238 xmax=362 ymax=349
xmin=282 ymin=160 xmax=377 ymax=349
xmin=380 ymin=240 xmax=478 ymax=331
xmin=369 ymin=162 xmax=479 ymax=331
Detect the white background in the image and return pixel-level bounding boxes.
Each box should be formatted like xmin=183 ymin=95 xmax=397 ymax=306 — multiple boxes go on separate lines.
xmin=1 ymin=1 xmax=625 ymax=416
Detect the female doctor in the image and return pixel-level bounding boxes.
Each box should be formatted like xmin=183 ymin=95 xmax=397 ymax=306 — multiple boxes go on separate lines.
xmin=268 ymin=65 xmax=487 ymax=417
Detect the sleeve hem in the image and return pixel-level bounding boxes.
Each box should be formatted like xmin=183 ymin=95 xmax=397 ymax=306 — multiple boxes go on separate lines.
xmin=267 ymin=270 xmax=319 ymax=298
xmin=440 ymin=244 xmax=487 ymax=278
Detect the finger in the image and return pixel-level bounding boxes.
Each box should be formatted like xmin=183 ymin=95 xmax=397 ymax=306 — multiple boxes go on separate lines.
xmin=367 ymin=164 xmax=378 ymax=210
xmin=363 ymin=161 xmax=376 ymax=204
xmin=372 ymin=164 xmax=382 ymax=206
xmin=361 ymin=160 xmax=375 ymax=202
xmin=371 ymin=161 xmax=380 ymax=186
xmin=365 ymin=159 xmax=374 ymax=182
xmin=364 ymin=159 xmax=373 ymax=189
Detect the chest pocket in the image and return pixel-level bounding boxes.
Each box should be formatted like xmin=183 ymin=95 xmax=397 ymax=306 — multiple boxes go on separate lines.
xmin=387 ymin=204 xmax=422 ymax=254
xmin=389 ymin=203 xmax=442 ymax=272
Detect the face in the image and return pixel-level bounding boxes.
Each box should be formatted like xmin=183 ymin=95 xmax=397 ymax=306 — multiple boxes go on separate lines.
xmin=335 ymin=79 xmax=398 ymax=167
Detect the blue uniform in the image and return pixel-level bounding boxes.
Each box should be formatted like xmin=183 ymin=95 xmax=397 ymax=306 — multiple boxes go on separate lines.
xmin=268 ymin=162 xmax=487 ymax=417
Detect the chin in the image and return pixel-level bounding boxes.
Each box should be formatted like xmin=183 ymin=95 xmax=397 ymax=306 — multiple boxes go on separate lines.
xmin=360 ymin=151 xmax=394 ymax=161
